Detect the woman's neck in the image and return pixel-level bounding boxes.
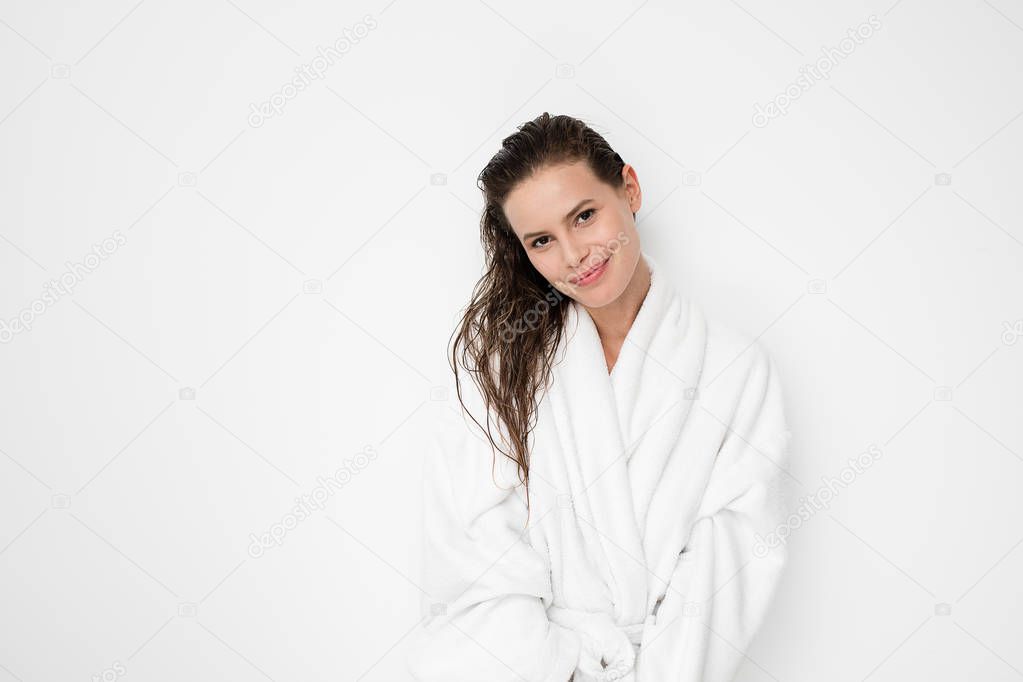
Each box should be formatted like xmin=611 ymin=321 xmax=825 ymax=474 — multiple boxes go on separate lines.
xmin=582 ymin=255 xmax=652 ymax=371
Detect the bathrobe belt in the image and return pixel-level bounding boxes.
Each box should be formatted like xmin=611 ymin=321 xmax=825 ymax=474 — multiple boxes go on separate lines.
xmin=548 ymin=606 xmax=655 ymax=649
xmin=620 ymin=618 xmax=653 ymax=647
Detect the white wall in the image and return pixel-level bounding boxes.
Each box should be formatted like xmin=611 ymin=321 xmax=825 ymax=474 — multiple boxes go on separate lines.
xmin=1 ymin=0 xmax=1021 ymax=680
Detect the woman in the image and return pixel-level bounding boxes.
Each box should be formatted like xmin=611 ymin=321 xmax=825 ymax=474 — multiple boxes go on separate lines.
xmin=406 ymin=113 xmax=792 ymax=681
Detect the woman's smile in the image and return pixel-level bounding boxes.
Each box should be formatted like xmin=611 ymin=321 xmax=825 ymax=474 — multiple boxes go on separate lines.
xmin=570 ymin=254 xmax=611 ymax=287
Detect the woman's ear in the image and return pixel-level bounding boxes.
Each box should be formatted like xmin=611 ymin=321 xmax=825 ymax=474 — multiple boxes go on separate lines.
xmin=622 ymin=163 xmax=642 ymax=213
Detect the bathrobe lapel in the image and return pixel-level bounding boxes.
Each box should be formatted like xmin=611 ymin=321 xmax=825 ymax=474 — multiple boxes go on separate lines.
xmin=548 ymin=301 xmax=649 ymax=625
xmin=612 ymin=273 xmax=706 ymax=579
xmin=541 ymin=252 xmax=706 ymax=626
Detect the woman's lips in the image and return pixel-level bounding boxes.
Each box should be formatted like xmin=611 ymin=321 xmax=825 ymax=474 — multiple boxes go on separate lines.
xmin=571 ymin=255 xmax=610 ymax=286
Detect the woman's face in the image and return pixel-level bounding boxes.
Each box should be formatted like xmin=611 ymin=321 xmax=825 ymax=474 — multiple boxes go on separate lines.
xmin=502 ymin=160 xmax=643 ymax=309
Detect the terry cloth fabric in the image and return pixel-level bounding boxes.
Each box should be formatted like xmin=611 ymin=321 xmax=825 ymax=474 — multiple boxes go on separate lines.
xmin=406 ymin=251 xmax=792 ymax=682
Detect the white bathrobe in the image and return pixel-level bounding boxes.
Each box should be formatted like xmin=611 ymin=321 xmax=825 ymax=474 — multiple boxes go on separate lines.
xmin=406 ymin=252 xmax=792 ymax=681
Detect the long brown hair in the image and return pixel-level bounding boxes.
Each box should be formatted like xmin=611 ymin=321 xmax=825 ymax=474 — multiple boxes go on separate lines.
xmin=449 ymin=112 xmax=629 ymax=516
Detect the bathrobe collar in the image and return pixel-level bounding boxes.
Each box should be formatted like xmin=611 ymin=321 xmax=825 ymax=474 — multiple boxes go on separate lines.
xmin=543 ymin=250 xmax=707 ymax=625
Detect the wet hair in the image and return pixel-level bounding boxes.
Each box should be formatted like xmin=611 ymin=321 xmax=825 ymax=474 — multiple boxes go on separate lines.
xmin=449 ymin=112 xmax=629 ymax=517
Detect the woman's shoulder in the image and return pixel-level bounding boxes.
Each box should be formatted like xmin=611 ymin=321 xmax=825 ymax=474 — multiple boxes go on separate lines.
xmin=661 ymin=292 xmax=788 ymax=445
xmin=694 ymin=306 xmax=782 ymax=408
xmin=691 ymin=306 xmax=792 ymax=467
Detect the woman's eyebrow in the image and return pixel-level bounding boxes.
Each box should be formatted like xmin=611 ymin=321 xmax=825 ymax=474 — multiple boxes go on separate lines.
xmin=521 ymin=199 xmax=594 ymax=241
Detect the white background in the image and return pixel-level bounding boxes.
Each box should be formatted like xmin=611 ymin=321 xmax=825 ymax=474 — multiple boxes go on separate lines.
xmin=1 ymin=1 xmax=1022 ymax=680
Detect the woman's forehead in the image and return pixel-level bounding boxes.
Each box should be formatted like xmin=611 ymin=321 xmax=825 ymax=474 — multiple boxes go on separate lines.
xmin=504 ymin=162 xmax=608 ymax=232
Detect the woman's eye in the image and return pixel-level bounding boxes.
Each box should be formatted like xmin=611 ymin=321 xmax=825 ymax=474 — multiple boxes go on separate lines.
xmin=529 ymin=210 xmax=594 ymax=249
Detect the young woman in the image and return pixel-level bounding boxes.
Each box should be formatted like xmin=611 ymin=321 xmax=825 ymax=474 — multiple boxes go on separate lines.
xmin=406 ymin=113 xmax=792 ymax=682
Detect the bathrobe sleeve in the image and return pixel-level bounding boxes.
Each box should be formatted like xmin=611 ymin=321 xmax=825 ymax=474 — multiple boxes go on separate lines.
xmin=405 ymin=404 xmax=582 ymax=682
xmin=640 ymin=344 xmax=792 ymax=681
